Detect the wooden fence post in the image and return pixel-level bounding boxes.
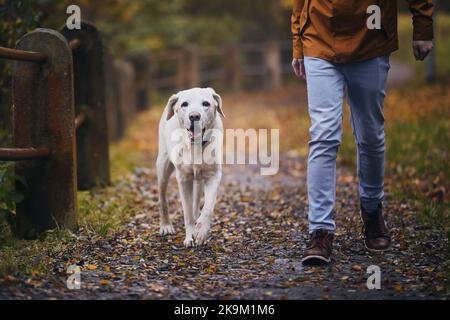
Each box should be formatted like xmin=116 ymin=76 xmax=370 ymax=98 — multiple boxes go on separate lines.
xmin=104 ymin=50 xmax=123 ymax=142
xmin=61 ymin=22 xmax=110 ymax=190
xmin=224 ymin=44 xmax=241 ymax=92
xmin=147 ymin=53 xmax=156 ymax=107
xmin=12 ymin=29 xmax=77 ymax=238
xmin=183 ymin=46 xmax=199 ymax=88
xmin=128 ymin=53 xmax=151 ymax=111
xmin=175 ymin=53 xmax=185 ymax=91
xmin=263 ymin=41 xmax=282 ymax=90
xmin=114 ymin=59 xmax=136 ymax=132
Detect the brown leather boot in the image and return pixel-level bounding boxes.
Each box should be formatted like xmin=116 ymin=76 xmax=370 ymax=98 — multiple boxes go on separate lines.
xmin=302 ymin=229 xmax=334 ymax=265
xmin=361 ymin=203 xmax=391 ymax=252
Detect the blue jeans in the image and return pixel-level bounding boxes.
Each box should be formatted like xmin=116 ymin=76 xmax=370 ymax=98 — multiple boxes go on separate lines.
xmin=304 ymin=55 xmax=390 ymax=233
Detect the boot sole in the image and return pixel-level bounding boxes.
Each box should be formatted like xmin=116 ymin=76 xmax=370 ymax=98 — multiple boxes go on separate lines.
xmin=364 ymin=242 xmax=391 ymax=254
xmin=301 ymin=255 xmax=331 ymax=265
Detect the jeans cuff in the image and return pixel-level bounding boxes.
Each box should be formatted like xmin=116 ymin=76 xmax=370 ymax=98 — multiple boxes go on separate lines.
xmin=309 ymin=227 xmax=335 ymax=235
xmin=360 ymin=199 xmax=383 ymax=213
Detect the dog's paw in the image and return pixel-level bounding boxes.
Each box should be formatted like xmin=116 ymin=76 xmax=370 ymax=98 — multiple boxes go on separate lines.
xmin=160 ymin=223 xmax=175 ymax=236
xmin=184 ymin=235 xmax=195 ymax=248
xmin=193 ymin=220 xmax=211 ymax=246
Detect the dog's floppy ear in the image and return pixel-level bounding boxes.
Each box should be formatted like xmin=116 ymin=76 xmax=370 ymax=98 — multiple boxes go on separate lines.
xmin=165 ymin=94 xmax=179 ymax=120
xmin=208 ymin=88 xmax=225 ymax=118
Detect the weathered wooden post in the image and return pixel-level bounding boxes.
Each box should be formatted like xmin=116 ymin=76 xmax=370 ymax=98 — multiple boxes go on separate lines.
xmin=114 ymin=59 xmax=136 ymax=132
xmin=12 ymin=29 xmax=77 ymax=238
xmin=176 ymin=52 xmax=185 ymax=91
xmin=61 ymin=21 xmax=110 ymax=190
xmin=128 ymin=53 xmax=151 ymax=111
xmin=104 ymin=50 xmax=123 ymax=142
xmin=224 ymin=44 xmax=241 ymax=92
xmin=263 ymin=41 xmax=282 ymax=90
xmin=147 ymin=53 xmax=156 ymax=108
xmin=183 ymin=46 xmax=199 ymax=88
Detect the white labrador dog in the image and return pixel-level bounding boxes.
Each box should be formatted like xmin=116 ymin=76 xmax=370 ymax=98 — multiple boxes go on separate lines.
xmin=157 ymin=87 xmax=225 ymax=247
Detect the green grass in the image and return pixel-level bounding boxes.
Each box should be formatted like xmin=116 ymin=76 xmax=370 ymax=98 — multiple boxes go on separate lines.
xmin=0 ymin=219 xmax=75 ymax=276
xmin=387 ymin=115 xmax=449 ymax=178
xmin=341 ymin=110 xmax=449 ymax=179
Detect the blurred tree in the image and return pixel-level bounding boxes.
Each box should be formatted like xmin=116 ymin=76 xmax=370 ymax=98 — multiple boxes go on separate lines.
xmin=63 ymin=0 xmax=292 ymax=55
xmin=182 ymin=0 xmax=290 ymax=42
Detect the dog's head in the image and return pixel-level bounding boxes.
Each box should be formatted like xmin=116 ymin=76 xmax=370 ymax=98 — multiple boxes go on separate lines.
xmin=165 ymin=87 xmax=225 ymax=144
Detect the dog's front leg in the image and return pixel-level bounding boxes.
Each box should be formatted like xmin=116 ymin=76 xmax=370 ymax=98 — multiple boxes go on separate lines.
xmin=177 ymin=173 xmax=195 ymax=247
xmin=192 ymin=179 xmax=204 ymax=221
xmin=194 ymin=172 xmax=221 ymax=246
xmin=157 ymin=154 xmax=175 ymax=235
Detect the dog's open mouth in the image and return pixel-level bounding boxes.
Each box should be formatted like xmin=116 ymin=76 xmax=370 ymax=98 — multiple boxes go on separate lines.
xmin=187 ymin=125 xmax=205 ymax=143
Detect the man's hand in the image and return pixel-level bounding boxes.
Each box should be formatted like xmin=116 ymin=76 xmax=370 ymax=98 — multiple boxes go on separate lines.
xmin=413 ymin=40 xmax=434 ymax=61
xmin=292 ymin=58 xmax=306 ymax=80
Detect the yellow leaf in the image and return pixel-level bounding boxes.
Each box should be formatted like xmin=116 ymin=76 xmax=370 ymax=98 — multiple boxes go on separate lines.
xmin=206 ymin=265 xmax=216 ymax=273
xmin=87 ymin=264 xmax=98 ymax=270
xmin=351 ymin=264 xmax=363 ymax=272
xmin=99 ymin=279 xmax=110 ymax=285
xmin=148 ymin=283 xmax=165 ymax=292
xmin=393 ymin=283 xmax=402 ymax=291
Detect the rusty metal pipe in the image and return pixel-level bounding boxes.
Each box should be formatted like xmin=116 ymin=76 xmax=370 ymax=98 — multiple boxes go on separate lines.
xmin=0 ymin=46 xmax=47 ymax=63
xmin=0 ymin=147 xmax=49 ymax=161
xmin=69 ymin=38 xmax=82 ymax=51
xmin=75 ymin=112 xmax=86 ymax=129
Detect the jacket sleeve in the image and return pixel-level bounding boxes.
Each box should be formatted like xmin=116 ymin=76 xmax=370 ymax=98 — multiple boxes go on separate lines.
xmin=407 ymin=0 xmax=434 ymax=41
xmin=291 ymin=0 xmax=305 ymax=59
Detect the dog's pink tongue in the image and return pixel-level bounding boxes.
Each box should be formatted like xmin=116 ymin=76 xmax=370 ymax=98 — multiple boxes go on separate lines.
xmin=193 ymin=131 xmax=202 ymax=139
xmin=191 ymin=125 xmax=202 ymax=139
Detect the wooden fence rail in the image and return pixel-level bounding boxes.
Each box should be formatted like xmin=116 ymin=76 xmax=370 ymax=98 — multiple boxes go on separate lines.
xmin=0 ymin=28 xmax=77 ymax=238
xmin=0 ymin=23 xmax=113 ymax=238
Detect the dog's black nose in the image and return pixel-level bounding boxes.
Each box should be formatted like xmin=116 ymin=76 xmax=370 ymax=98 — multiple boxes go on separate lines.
xmin=189 ymin=112 xmax=201 ymax=122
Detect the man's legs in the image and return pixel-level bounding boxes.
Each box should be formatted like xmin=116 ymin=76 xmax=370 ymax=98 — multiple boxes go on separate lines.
xmin=341 ymin=55 xmax=392 ymax=252
xmin=304 ymin=57 xmax=345 ymax=234
xmin=341 ymin=55 xmax=390 ymax=212
xmin=302 ymin=56 xmax=391 ymax=262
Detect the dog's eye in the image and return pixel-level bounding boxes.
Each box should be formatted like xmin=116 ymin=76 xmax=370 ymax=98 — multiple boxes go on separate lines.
xmin=202 ymin=101 xmax=211 ymax=107
xmin=181 ymin=102 xmax=189 ymax=108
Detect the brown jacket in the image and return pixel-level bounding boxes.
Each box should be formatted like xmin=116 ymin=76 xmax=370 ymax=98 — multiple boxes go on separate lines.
xmin=292 ymin=0 xmax=434 ymax=63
